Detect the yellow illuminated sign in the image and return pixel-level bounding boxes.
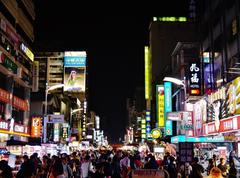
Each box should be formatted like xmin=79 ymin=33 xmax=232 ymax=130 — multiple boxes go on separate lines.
xmin=151 ymin=129 xmax=161 ymax=139
xmin=157 ymin=85 xmax=165 ymax=127
xmin=145 ymin=46 xmax=151 ymax=99
xmin=20 ymin=43 xmax=34 ymax=61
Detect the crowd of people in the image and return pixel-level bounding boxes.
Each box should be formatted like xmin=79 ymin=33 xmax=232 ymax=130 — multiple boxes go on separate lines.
xmin=0 ymin=149 xmax=238 ymax=178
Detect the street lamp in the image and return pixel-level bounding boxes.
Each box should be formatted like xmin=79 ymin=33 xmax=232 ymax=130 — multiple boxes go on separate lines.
xmin=44 ymin=83 xmax=65 ymax=116
xmin=43 ymin=83 xmax=64 ymax=143
xmin=163 ymin=77 xmax=187 ymax=109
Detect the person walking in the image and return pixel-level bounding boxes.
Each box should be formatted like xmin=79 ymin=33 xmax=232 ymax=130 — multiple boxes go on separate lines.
xmin=206 ymin=158 xmax=214 ymax=176
xmin=228 ymin=160 xmax=237 ymax=178
xmin=190 ymin=157 xmax=204 ymax=178
xmin=217 ymin=158 xmax=228 ymax=177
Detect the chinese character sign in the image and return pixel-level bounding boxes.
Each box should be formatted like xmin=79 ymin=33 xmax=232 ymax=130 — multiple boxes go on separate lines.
xmin=189 ymin=62 xmax=201 ymax=95
xmin=31 ymin=117 xmax=42 ymax=138
xmin=156 ymin=85 xmax=165 ymax=127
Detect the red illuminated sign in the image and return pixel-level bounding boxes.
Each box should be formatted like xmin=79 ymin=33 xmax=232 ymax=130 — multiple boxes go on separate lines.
xmin=0 ymin=88 xmax=10 ymax=104
xmin=203 ymin=116 xmax=240 ymax=135
xmin=13 ymin=96 xmax=28 ymax=111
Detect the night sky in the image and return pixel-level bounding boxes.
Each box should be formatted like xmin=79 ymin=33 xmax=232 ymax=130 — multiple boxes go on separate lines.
xmin=34 ymin=1 xmax=189 ymax=142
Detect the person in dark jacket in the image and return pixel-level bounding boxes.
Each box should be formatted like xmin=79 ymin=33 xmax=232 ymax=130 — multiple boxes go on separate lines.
xmin=228 ymin=160 xmax=237 ymax=178
xmin=217 ymin=158 xmax=228 ymax=177
xmin=0 ymin=160 xmax=13 ymax=178
xmin=17 ymin=155 xmax=35 ymax=178
xmin=191 ymin=157 xmax=204 ymax=178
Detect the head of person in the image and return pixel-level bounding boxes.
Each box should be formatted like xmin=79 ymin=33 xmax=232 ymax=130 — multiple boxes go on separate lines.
xmin=61 ymin=157 xmax=67 ymax=165
xmin=220 ymin=158 xmax=225 ymax=165
xmin=193 ymin=157 xmax=199 ymax=163
xmin=23 ymin=155 xmax=28 ymax=162
xmin=70 ymin=70 xmax=77 ymax=80
xmin=208 ymin=158 xmax=213 ymax=164
xmin=209 ymin=167 xmax=223 ymax=178
xmin=85 ymin=155 xmax=90 ymax=161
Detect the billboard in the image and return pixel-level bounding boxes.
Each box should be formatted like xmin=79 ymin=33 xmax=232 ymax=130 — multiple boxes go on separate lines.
xmin=64 ymin=51 xmax=86 ymax=92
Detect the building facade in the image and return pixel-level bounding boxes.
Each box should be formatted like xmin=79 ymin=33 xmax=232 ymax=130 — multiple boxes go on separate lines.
xmin=0 ymin=0 xmax=35 ymax=146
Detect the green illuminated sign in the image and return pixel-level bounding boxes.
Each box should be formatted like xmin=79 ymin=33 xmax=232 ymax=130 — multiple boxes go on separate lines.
xmin=0 ymin=53 xmax=17 ymax=74
xmin=153 ymin=17 xmax=187 ymax=22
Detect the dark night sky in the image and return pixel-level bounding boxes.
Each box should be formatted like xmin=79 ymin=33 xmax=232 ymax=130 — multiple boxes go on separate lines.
xmin=34 ymin=1 xmax=189 ymax=142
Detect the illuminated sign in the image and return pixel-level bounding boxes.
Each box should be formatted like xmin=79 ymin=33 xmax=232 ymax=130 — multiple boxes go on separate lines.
xmin=31 ymin=117 xmax=42 ymax=138
xmin=153 ymin=17 xmax=187 ymax=22
xmin=203 ymin=116 xmax=240 ymax=135
xmin=53 ymin=123 xmax=60 ymax=142
xmin=0 ymin=120 xmax=9 ymax=130
xmin=164 ymin=82 xmax=172 ymax=135
xmin=47 ymin=114 xmax=64 ymax=123
xmin=0 ymin=88 xmax=10 ymax=104
xmin=145 ymin=46 xmax=151 ymax=99
xmin=171 ymin=135 xmax=225 ymax=143
xmin=151 ymin=128 xmax=161 ymax=139
xmin=165 ymin=120 xmax=172 ymax=135
xmin=20 ymin=43 xmax=34 ymax=61
xmin=189 ymin=62 xmax=201 ymax=95
xmin=64 ymin=51 xmax=86 ymax=92
xmin=0 ymin=52 xmax=18 ymax=74
xmin=0 ymin=119 xmax=30 ymax=137
xmin=64 ymin=51 xmax=86 ymax=67
xmin=141 ymin=117 xmax=146 ymax=139
xmin=156 ymin=85 xmax=164 ymax=127
xmin=62 ymin=126 xmax=68 ymax=139
xmin=146 ymin=111 xmax=151 ymax=139
xmin=13 ymin=96 xmax=28 ymax=111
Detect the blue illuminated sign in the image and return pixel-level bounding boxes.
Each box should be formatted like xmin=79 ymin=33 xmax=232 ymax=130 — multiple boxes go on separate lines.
xmin=171 ymin=135 xmax=225 ymax=143
xmin=164 ymin=82 xmax=172 ymax=135
xmin=64 ymin=56 xmax=86 ymax=67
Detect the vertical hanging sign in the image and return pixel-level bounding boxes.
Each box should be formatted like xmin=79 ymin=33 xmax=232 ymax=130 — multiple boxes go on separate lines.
xmin=189 ymin=62 xmax=201 ymax=95
xmin=156 ymin=85 xmax=164 ymax=127
xmin=164 ymin=82 xmax=172 ymax=135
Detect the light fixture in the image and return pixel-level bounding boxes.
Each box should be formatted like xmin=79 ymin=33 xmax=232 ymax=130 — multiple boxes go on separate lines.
xmin=163 ymin=77 xmax=184 ymax=86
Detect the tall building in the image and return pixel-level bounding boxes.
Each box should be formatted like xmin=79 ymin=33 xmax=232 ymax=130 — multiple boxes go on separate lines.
xmin=147 ymin=17 xmax=196 ymax=137
xmin=0 ymin=0 xmax=35 ymax=146
xmin=31 ymin=51 xmax=87 ymax=143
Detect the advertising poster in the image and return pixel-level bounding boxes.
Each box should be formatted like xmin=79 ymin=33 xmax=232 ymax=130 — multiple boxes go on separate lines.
xmin=64 ymin=51 xmax=86 ymax=92
xmin=64 ymin=67 xmax=85 ymax=92
xmin=193 ymin=100 xmax=204 ymax=136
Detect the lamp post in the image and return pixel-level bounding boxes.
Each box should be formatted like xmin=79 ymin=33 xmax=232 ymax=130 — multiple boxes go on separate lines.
xmin=43 ymin=83 xmax=64 ymax=143
xmin=44 ymin=83 xmax=65 ymax=116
